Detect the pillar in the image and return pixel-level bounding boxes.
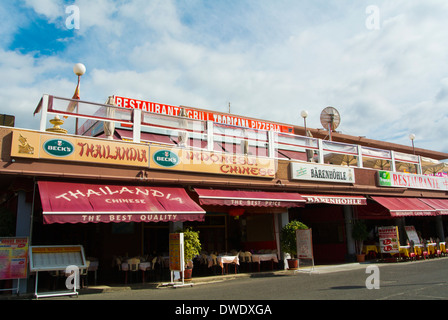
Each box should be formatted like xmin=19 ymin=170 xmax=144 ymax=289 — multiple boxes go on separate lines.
xmin=277 ymin=210 xmax=289 ymax=270
xmin=14 ymin=190 xmax=32 ymax=295
xmin=344 ymin=206 xmax=356 ymax=260
xmin=394 ymin=217 xmax=406 ymax=245
xmin=435 ymin=216 xmax=445 ymax=242
xmin=169 ymin=221 xmax=183 ymax=233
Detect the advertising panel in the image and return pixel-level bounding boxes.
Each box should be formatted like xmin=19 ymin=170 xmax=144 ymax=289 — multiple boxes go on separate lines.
xmin=29 ymin=245 xmax=87 ymax=272
xmin=290 ymin=162 xmax=355 ymax=183
xmin=11 ymin=129 xmax=149 ymax=167
xmin=114 ymin=95 xmax=294 ymax=133
xmin=405 ymin=226 xmax=421 ymax=245
xmin=150 ymin=146 xmax=276 ymax=178
xmin=169 ymin=233 xmax=184 ymax=272
xmin=378 ymin=226 xmax=400 ymax=254
xmin=296 ymin=229 xmax=313 ymax=260
xmin=0 ymin=237 xmax=28 ymax=280
xmin=378 ymin=170 xmax=448 ymax=191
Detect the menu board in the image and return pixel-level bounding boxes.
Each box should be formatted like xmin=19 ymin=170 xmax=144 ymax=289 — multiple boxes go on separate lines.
xmin=29 ymin=245 xmax=87 ymax=272
xmin=169 ymin=233 xmax=184 ymax=272
xmin=405 ymin=226 xmax=421 ymax=245
xmin=378 ymin=226 xmax=400 ymax=253
xmin=296 ymin=229 xmax=313 ymax=259
xmin=0 ymin=237 xmax=29 ymax=280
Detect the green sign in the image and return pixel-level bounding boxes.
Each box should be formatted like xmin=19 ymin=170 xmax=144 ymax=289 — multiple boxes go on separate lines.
xmin=152 ymin=149 xmax=179 ymax=168
xmin=43 ymin=139 xmax=74 ymax=157
xmin=378 ymin=171 xmax=392 ymax=186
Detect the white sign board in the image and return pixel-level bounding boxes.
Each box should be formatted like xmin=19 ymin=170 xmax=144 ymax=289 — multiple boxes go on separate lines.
xmin=290 ymin=162 xmax=355 ymax=184
xmin=378 ymin=226 xmax=400 ymax=254
xmin=29 ymin=245 xmax=87 ymax=299
xmin=405 ymin=226 xmax=421 ymax=245
xmin=296 ymin=229 xmax=313 ymax=259
xmin=29 ymin=245 xmax=87 ymax=271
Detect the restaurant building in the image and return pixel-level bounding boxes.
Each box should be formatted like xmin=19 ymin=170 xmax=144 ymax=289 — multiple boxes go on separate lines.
xmin=2 ymin=94 xmax=448 ymax=294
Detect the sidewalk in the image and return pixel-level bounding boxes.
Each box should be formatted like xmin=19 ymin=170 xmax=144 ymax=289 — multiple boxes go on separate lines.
xmin=2 ymin=258 xmax=437 ymax=300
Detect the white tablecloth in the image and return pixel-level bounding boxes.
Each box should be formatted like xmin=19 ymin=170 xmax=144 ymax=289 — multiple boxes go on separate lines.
xmin=207 ymin=255 xmax=239 ymax=268
xmin=251 ymin=253 xmax=278 ymax=264
xmin=218 ymin=255 xmax=239 ymax=268
xmin=139 ymin=262 xmax=151 ymax=271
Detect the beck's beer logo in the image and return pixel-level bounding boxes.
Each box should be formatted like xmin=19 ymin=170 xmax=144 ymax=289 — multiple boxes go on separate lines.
xmin=153 ymin=150 xmax=179 ymax=168
xmin=43 ymin=139 xmax=75 ymax=157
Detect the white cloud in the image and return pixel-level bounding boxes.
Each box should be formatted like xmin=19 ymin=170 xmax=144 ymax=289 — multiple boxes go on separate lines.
xmin=2 ymin=0 xmax=448 ymax=155
xmin=23 ymin=0 xmax=64 ymax=21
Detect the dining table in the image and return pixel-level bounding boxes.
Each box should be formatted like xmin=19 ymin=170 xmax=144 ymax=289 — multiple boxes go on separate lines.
xmin=362 ymin=245 xmax=379 ymax=255
xmin=218 ymin=255 xmax=239 ymax=274
xmin=251 ymin=253 xmax=278 ymax=272
xmin=398 ymin=245 xmax=411 ymax=258
xmin=87 ymin=260 xmax=99 ymax=285
xmin=426 ymin=243 xmax=436 ymax=256
xmin=139 ymin=262 xmax=151 ymax=282
xmin=440 ymin=242 xmax=446 ymax=254
xmin=207 ymin=255 xmax=239 ymax=274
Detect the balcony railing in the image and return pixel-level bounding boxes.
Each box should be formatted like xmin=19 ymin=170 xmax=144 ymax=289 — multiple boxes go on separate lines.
xmin=33 ymin=94 xmax=446 ymax=176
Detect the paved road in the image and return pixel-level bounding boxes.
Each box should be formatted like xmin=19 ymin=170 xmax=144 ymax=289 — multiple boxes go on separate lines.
xmin=49 ymin=257 xmax=448 ymax=301
xmin=23 ymin=259 xmax=447 ymax=318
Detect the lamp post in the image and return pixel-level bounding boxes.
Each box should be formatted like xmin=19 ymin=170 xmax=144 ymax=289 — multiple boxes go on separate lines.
xmin=409 ymin=133 xmax=416 ymax=154
xmin=72 ymin=63 xmax=86 ymax=134
xmin=301 ymin=110 xmax=308 ymax=137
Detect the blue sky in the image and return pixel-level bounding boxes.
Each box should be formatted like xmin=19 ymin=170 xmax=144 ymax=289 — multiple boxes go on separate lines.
xmin=2 ymin=0 xmax=448 ymax=154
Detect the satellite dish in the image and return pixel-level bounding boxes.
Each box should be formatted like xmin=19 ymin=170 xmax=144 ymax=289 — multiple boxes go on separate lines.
xmin=320 ymin=107 xmax=341 ymax=140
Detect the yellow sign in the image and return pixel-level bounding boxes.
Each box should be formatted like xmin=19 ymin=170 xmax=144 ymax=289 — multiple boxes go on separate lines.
xmin=169 ymin=233 xmax=184 ymax=272
xmin=150 ymin=146 xmax=276 ymax=178
xmin=11 ymin=129 xmax=149 ymax=167
xmin=31 ymin=246 xmax=81 ymax=253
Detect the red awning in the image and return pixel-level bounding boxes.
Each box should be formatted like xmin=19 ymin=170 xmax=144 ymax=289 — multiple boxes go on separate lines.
xmin=38 ymin=181 xmax=205 ymax=224
xmin=371 ymin=196 xmax=437 ymax=217
xmin=302 ymin=194 xmax=367 ymax=205
xmin=194 ymin=188 xmax=306 ymax=207
xmin=418 ymin=198 xmax=448 ymax=215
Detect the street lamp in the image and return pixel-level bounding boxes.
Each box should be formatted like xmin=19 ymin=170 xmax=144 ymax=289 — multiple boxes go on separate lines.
xmin=73 ymin=63 xmax=86 ymax=77
xmin=301 ymin=110 xmax=308 ymax=136
xmin=409 ymin=133 xmax=416 ymax=154
xmin=71 ymin=63 xmax=86 ymax=134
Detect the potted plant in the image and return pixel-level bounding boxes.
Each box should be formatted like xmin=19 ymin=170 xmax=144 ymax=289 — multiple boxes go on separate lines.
xmin=178 ymin=227 xmax=201 ymax=280
xmin=280 ymin=220 xmax=309 ymax=270
xmin=352 ymin=220 xmax=369 ymax=262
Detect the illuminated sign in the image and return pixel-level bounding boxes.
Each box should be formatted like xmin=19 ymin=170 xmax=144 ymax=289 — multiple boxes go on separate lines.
xmin=378 ymin=170 xmax=448 ymax=191
xmin=113 ymin=95 xmax=294 ymax=133
xmin=290 ymin=162 xmax=355 ymax=183
xmin=11 ymin=129 xmax=149 ymax=167
xmin=149 ymin=146 xmax=276 ymax=178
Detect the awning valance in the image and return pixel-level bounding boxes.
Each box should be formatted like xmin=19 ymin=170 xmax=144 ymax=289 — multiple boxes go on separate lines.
xmin=38 ymin=181 xmax=205 ymax=224
xmin=371 ymin=196 xmax=437 ymax=217
xmin=302 ymin=194 xmax=367 ymax=205
xmin=418 ymin=198 xmax=448 ymax=215
xmin=194 ymin=188 xmax=306 ymax=208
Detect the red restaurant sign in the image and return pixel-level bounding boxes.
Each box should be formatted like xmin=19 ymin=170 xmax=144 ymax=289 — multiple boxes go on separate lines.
xmin=113 ymin=95 xmax=293 ymax=133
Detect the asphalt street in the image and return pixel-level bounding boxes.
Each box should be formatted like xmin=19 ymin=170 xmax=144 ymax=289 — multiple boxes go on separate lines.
xmin=45 ymin=257 xmax=448 ymax=301
xmin=6 ymin=258 xmax=447 ymax=319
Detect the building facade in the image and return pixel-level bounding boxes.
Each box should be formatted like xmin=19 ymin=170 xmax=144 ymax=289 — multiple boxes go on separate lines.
xmin=2 ymin=94 xmax=448 ymax=294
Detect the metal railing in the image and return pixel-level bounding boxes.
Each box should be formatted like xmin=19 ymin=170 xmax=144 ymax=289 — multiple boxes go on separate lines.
xmin=34 ymin=94 xmax=445 ymax=175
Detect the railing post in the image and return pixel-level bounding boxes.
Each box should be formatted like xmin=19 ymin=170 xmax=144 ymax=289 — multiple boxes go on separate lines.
xmin=417 ymin=155 xmax=422 ymax=174
xmin=357 ymin=145 xmax=363 ymax=168
xmin=133 ymin=109 xmax=141 ymax=143
xmin=207 ymin=121 xmax=214 ymax=152
xmin=317 ymin=139 xmax=324 ymax=164
xmin=390 ymin=150 xmax=396 ymax=172
xmin=40 ymin=95 xmax=49 ymax=132
xmin=268 ymin=131 xmax=276 ymax=158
